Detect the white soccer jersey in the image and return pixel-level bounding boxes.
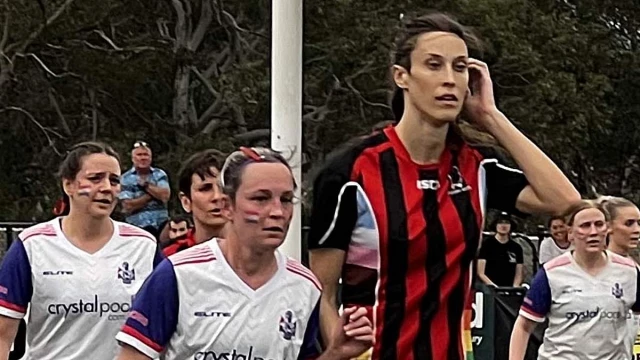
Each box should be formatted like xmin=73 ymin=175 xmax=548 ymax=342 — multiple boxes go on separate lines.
xmin=0 ymin=218 xmax=162 ymax=360
xmin=520 ymin=251 xmax=640 ymax=360
xmin=116 ymin=239 xmax=323 ymax=360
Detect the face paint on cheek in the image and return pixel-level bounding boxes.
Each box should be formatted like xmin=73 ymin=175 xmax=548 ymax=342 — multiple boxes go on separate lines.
xmin=77 ymin=184 xmax=92 ymax=197
xmin=244 ymin=210 xmax=261 ymax=223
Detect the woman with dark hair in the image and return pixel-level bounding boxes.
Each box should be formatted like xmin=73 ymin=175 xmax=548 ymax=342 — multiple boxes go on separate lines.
xmin=0 ymin=141 xmax=162 ymax=360
xmin=510 ymin=200 xmax=640 ymax=360
xmin=308 ymin=12 xmax=580 ymax=360
xmin=116 ymin=147 xmax=373 ymax=360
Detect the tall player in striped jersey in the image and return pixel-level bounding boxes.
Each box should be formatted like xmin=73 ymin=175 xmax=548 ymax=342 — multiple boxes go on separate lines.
xmin=308 ymin=12 xmax=580 ymax=360
xmin=510 ymin=200 xmax=640 ymax=360
xmin=0 ymin=142 xmax=163 ymax=360
xmin=116 ymin=147 xmax=373 ymax=360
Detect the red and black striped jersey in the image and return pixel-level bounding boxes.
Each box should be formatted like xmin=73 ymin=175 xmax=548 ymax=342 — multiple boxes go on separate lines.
xmin=308 ymin=126 xmax=529 ymax=360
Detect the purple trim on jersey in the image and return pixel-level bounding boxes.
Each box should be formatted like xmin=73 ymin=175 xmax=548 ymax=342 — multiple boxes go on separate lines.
xmin=297 ymin=300 xmax=321 ymax=360
xmin=521 ymin=267 xmax=551 ymax=318
xmin=633 ymin=268 xmax=640 ymax=312
xmin=0 ymin=240 xmax=32 ymax=314
xmin=121 ymin=259 xmax=179 ymax=351
xmin=153 ymin=244 xmax=165 ymax=268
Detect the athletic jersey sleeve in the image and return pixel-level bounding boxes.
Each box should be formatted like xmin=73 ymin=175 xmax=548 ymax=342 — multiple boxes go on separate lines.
xmin=297 ymin=300 xmax=321 ymax=360
xmin=479 ymin=149 xmax=529 ymax=216
xmin=519 ymin=268 xmax=551 ymax=322
xmin=153 ymin=243 xmax=165 ymax=268
xmin=116 ymin=259 xmax=179 ymax=358
xmin=307 ymin=167 xmax=358 ymax=251
xmin=0 ymin=240 xmax=32 ymax=319
xmin=632 ymin=267 xmax=640 ymax=313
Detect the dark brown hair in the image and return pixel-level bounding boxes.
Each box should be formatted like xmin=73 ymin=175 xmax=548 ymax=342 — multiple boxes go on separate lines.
xmin=390 ymin=12 xmax=495 ymax=147
xmin=178 ymin=149 xmax=223 ymax=198
xmin=220 ymin=147 xmax=296 ymax=201
xmin=57 ymin=141 xmax=120 ymax=181
xmin=547 ymin=215 xmax=565 ymax=228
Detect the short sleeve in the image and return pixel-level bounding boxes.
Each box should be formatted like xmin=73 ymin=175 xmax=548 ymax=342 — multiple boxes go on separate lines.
xmin=632 ymin=268 xmax=640 ymax=313
xmin=116 ymin=259 xmax=179 ymax=358
xmin=153 ymin=244 xmax=165 ymax=268
xmin=297 ymin=300 xmax=321 ymax=360
xmin=515 ymin=243 xmax=524 ymax=264
xmin=477 ymin=237 xmax=491 ymax=260
xmin=538 ymin=240 xmax=551 ymax=265
xmin=519 ymin=268 xmax=551 ymax=322
xmin=118 ymin=174 xmax=137 ymax=201
xmin=307 ymin=168 xmax=358 ymax=251
xmin=154 ymin=169 xmax=170 ymax=189
xmin=480 ymin=150 xmax=529 ymax=216
xmin=0 ymin=240 xmax=32 ymax=318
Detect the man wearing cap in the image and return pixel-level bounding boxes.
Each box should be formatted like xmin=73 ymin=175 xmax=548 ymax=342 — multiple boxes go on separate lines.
xmin=119 ymin=141 xmax=171 ymax=238
xmin=477 ymin=212 xmax=524 ymax=287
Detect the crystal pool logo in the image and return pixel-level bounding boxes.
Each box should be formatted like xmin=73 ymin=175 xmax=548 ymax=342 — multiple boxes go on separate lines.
xmin=194 ymin=346 xmax=274 ymax=360
xmin=47 ymin=295 xmax=134 ymax=321
xmin=565 ymin=307 xmax=631 ymax=321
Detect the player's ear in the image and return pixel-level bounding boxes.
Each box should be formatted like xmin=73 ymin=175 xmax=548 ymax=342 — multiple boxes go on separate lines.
xmin=179 ymin=192 xmax=191 ymax=213
xmin=220 ymin=195 xmax=233 ymax=221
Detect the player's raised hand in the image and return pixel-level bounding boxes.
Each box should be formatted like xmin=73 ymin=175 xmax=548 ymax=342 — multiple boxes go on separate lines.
xmin=326 ymin=306 xmax=374 ymax=359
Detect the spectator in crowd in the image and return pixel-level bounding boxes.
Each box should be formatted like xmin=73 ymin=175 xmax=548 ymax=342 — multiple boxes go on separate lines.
xmin=477 ymin=212 xmax=524 ymax=287
xmin=162 ymin=149 xmax=227 ymax=256
xmin=167 ymin=215 xmax=192 ymax=242
xmin=538 ymin=215 xmax=571 ymax=264
xmin=119 ymin=141 xmax=170 ymax=238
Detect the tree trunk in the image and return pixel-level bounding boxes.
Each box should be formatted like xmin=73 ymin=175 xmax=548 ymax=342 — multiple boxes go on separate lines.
xmin=173 ymin=64 xmax=191 ymax=127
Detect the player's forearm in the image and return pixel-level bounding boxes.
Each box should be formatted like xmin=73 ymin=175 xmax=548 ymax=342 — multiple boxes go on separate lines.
xmin=484 ymin=110 xmax=580 ymax=213
xmin=319 ymin=295 xmax=340 ymax=348
xmin=0 ymin=317 xmax=19 ymax=360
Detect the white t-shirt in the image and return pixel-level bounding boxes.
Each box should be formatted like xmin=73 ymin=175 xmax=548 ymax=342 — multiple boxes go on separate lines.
xmin=538 ymin=237 xmax=572 ymax=265
xmin=0 ymin=218 xmax=162 ymax=360
xmin=520 ymin=251 xmax=640 ymax=360
xmin=116 ymin=239 xmax=323 ymax=359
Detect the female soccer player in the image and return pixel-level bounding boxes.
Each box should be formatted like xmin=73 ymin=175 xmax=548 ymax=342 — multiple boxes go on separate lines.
xmin=510 ymin=200 xmax=640 ymax=360
xmin=116 ymin=147 xmax=373 ymax=360
xmin=0 ymin=141 xmax=162 ymax=360
xmin=308 ymin=12 xmax=580 ymax=360
xmin=601 ymin=196 xmax=640 ymax=355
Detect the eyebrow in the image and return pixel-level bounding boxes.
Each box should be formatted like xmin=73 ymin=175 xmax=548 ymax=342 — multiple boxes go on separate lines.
xmin=425 ymin=53 xmax=468 ymax=60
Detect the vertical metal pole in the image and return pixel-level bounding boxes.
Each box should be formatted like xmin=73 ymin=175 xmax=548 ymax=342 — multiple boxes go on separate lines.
xmin=271 ymin=0 xmax=303 ymax=261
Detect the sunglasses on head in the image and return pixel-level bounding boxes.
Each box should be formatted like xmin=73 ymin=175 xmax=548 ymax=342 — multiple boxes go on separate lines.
xmin=133 ymin=141 xmax=149 ymax=149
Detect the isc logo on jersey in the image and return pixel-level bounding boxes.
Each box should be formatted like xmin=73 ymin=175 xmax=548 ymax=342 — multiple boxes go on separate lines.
xmin=194 ymin=346 xmax=274 ymax=360
xmin=47 ymin=295 xmax=135 ymax=321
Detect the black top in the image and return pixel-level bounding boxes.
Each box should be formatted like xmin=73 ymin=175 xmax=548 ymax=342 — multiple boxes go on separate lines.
xmin=478 ymin=235 xmax=524 ymax=287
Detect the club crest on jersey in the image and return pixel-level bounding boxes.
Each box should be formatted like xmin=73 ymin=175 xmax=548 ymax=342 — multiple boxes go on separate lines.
xmin=118 ymin=262 xmax=135 ymax=285
xmin=612 ymin=283 xmax=623 ymax=299
xmin=279 ymin=310 xmax=297 ymax=340
xmin=448 ymin=166 xmax=471 ymax=195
